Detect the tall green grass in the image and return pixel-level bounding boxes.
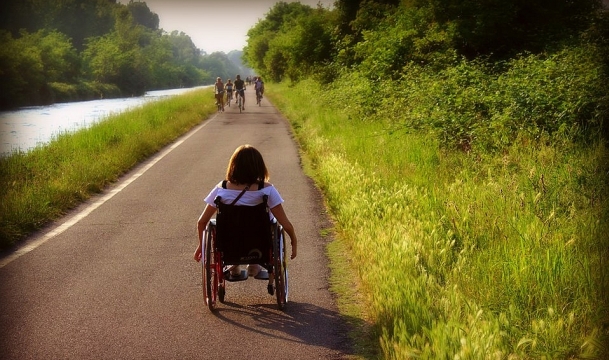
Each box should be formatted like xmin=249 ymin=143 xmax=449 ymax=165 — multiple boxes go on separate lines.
xmin=268 ymin=78 xmax=608 ymax=358
xmin=0 ymin=88 xmax=216 ymax=248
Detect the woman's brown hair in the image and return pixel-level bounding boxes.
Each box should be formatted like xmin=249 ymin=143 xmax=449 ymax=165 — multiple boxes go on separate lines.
xmin=225 ymin=145 xmax=269 ymax=185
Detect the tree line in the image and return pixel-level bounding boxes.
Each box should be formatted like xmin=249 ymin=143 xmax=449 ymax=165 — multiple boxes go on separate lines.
xmin=0 ymin=0 xmax=248 ymax=110
xmin=245 ymin=0 xmax=603 ymax=81
xmin=2 ymin=0 xmax=606 ymax=144
xmin=244 ymin=0 xmax=608 ymax=149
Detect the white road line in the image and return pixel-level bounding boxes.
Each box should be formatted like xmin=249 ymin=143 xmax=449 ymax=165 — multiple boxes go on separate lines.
xmin=0 ymin=116 xmax=216 ymax=269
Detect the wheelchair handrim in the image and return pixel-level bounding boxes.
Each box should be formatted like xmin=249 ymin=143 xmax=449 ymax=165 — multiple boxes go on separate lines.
xmin=203 ymin=226 xmax=219 ymax=311
xmin=273 ymin=227 xmax=288 ymax=308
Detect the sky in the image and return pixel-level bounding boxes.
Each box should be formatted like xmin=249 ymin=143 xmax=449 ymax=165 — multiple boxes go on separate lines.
xmin=120 ymin=0 xmax=334 ymax=54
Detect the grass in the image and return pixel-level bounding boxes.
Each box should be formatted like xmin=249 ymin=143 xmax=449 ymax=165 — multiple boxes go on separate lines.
xmin=267 ymin=79 xmax=609 ymax=359
xmin=1 ymin=72 xmax=607 ymax=358
xmin=0 ymin=88 xmax=217 ymax=249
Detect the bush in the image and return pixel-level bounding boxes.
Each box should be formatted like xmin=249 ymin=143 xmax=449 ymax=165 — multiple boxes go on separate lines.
xmin=340 ymin=41 xmax=607 ymax=152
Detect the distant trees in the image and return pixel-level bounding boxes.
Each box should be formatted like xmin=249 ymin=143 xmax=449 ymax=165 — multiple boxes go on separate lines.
xmin=244 ymin=0 xmax=608 ymax=150
xmin=0 ymin=0 xmax=243 ymax=109
xmin=245 ymin=0 xmax=605 ymax=83
xmin=0 ymin=29 xmax=81 ymax=108
xmin=423 ymin=0 xmax=601 ymax=59
xmin=4 ymin=0 xmax=600 ymax=110
xmin=127 ymin=0 xmax=159 ymax=30
xmin=244 ymin=1 xmax=334 ymax=82
xmin=0 ymin=0 xmax=117 ymax=51
xmin=199 ymin=52 xmax=242 ymax=82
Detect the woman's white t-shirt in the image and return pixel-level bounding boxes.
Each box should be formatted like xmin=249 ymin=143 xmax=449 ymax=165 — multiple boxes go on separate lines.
xmin=204 ymin=183 xmax=284 ymax=219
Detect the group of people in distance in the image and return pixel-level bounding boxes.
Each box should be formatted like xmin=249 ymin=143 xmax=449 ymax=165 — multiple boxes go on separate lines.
xmin=214 ymin=75 xmax=265 ymax=112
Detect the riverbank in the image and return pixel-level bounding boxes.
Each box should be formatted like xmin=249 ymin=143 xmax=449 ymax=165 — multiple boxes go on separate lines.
xmin=1 ymin=86 xmax=209 ymax=156
xmin=0 ymin=88 xmax=215 ymax=248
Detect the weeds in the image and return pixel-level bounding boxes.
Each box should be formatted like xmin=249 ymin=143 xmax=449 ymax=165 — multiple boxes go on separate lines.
xmin=267 ymin=73 xmax=609 ymax=358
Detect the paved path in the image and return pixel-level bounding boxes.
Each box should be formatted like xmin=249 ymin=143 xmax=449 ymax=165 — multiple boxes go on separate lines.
xmin=0 ymin=90 xmax=354 ymax=359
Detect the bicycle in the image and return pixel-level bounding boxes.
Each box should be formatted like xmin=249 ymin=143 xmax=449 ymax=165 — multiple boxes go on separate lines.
xmin=235 ymin=89 xmax=244 ymax=113
xmin=215 ymin=91 xmax=224 ymax=112
xmin=226 ymin=90 xmax=232 ymax=107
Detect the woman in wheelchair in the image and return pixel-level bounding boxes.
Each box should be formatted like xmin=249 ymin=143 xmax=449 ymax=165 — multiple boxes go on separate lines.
xmin=194 ymin=144 xmax=298 ymax=296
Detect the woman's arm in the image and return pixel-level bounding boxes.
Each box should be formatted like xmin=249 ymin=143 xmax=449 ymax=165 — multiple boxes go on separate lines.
xmin=271 ymin=204 xmax=298 ymax=259
xmin=194 ymin=204 xmax=217 ymax=262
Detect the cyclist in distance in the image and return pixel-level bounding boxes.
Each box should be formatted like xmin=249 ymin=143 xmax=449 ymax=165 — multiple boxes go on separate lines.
xmin=234 ymin=74 xmax=246 ymax=110
xmin=214 ymin=77 xmax=225 ymax=112
xmin=225 ymin=79 xmax=233 ymax=104
xmin=255 ymin=76 xmax=264 ymax=102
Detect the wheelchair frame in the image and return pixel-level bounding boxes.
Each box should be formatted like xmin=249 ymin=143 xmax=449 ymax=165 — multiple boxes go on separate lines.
xmin=202 ymin=218 xmax=289 ymax=311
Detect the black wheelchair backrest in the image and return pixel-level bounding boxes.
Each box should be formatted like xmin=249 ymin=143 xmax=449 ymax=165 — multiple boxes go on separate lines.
xmin=213 ymin=182 xmax=272 ymax=264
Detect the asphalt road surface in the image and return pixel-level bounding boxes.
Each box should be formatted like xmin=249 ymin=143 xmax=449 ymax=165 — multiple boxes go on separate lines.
xmin=0 ymin=90 xmax=355 ymax=359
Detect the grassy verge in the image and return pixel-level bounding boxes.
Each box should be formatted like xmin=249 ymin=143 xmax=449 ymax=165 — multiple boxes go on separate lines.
xmin=267 ymin=80 xmax=609 ymax=359
xmin=0 ymin=88 xmax=216 ymax=249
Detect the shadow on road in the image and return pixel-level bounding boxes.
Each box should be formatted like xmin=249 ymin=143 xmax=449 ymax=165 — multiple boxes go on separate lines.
xmin=212 ymin=300 xmax=365 ymax=355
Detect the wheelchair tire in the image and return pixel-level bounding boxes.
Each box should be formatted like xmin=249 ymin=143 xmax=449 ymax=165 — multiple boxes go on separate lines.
xmin=203 ymin=221 xmax=219 ymax=311
xmin=272 ymin=223 xmax=289 ymax=310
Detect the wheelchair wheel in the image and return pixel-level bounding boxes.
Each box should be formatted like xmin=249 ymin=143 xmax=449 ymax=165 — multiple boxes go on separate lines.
xmin=203 ymin=221 xmax=220 ymax=311
xmin=272 ymin=223 xmax=289 ymax=310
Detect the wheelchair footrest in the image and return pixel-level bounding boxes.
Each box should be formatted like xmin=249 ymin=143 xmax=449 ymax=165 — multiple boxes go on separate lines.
xmin=224 ymin=270 xmax=249 ymax=282
xmin=253 ymin=270 xmax=269 ymax=280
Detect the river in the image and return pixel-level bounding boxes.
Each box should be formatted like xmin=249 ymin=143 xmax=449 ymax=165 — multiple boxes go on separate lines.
xmin=0 ymin=86 xmax=208 ymax=157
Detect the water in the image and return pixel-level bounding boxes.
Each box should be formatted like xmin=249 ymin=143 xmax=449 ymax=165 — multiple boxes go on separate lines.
xmin=0 ymin=86 xmax=208 ymax=157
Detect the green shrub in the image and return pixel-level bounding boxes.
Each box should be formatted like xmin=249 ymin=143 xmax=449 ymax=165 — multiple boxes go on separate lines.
xmin=335 ymin=41 xmax=607 ymax=152
xmin=267 ymin=79 xmax=609 ymax=359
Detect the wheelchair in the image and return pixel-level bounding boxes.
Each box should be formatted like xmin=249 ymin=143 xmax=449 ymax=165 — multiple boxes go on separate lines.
xmin=201 ymin=193 xmax=289 ymax=311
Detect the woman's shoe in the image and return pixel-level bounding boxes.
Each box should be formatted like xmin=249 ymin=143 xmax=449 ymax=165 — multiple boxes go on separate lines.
xmin=247 ymin=264 xmax=262 ymax=277
xmin=267 ymin=284 xmax=274 ymax=296
xmin=228 ymin=265 xmax=242 ymax=278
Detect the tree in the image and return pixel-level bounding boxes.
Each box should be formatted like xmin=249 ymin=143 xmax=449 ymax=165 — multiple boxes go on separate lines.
xmin=167 ymin=30 xmax=201 ymax=66
xmin=0 ymin=0 xmax=119 ymax=51
xmin=245 ymin=1 xmax=314 ymax=77
xmin=82 ymin=7 xmax=152 ymax=95
xmin=127 ymin=1 xmax=159 ymax=30
xmin=244 ymin=33 xmax=271 ymax=77
xmin=35 ymin=30 xmax=81 ymax=83
xmin=0 ymin=31 xmax=44 ymax=108
xmin=0 ymin=0 xmax=223 ymax=107
xmin=227 ymin=50 xmax=254 ymax=78
xmin=199 ymin=52 xmax=241 ymax=83
xmin=286 ymin=9 xmax=334 ymax=79
xmin=0 ymin=29 xmax=82 ymax=107
xmin=426 ymin=0 xmax=602 ymax=59
xmin=244 ymin=1 xmax=336 ymax=80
